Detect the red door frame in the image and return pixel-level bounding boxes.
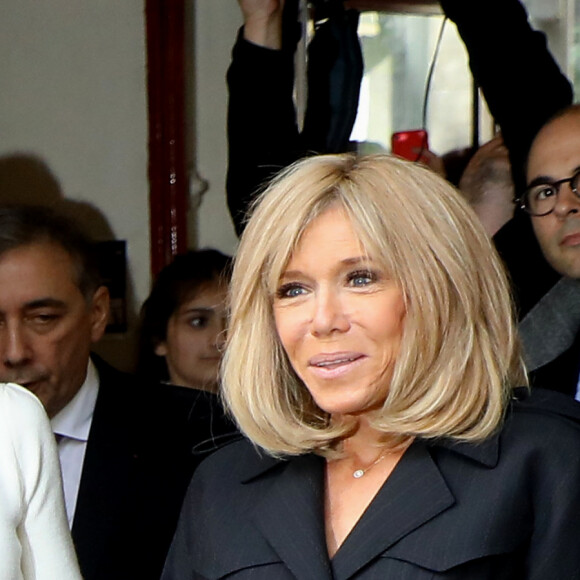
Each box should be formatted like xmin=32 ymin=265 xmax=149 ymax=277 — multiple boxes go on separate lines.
xmin=145 ymin=0 xmax=188 ymax=278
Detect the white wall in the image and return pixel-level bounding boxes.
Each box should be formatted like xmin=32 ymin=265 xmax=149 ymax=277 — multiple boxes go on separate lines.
xmin=524 ymin=0 xmax=572 ymax=77
xmin=0 ymin=1 xmax=148 ymax=369
xmin=193 ymin=1 xmax=242 ymax=256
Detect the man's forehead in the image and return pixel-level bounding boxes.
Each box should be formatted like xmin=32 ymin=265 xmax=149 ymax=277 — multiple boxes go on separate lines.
xmin=0 ymin=243 xmax=84 ymax=303
xmin=528 ymin=112 xmax=580 ymax=179
xmin=0 ymin=241 xmax=75 ymax=271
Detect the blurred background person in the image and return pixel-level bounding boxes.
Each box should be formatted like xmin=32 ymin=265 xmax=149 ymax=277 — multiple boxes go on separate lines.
xmin=138 ymin=249 xmax=231 ymax=392
xmin=163 ymin=154 xmax=580 ymax=579
xmin=421 ymin=135 xmax=515 ymax=237
xmin=457 ymin=135 xmax=515 ymax=237
xmin=0 ymin=382 xmax=81 ymax=580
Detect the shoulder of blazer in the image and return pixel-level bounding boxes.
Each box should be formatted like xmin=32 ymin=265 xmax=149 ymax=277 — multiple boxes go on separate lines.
xmin=424 ymin=387 xmax=580 ymax=469
xmin=511 ymin=385 xmax=580 ymax=426
xmin=196 ymin=437 xmax=287 ymax=485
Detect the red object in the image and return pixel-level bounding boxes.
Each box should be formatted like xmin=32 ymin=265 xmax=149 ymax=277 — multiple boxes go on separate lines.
xmin=391 ymin=130 xmax=429 ymax=162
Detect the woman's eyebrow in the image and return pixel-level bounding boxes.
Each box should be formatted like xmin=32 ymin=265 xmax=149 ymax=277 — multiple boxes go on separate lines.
xmin=279 ymin=256 xmax=373 ymax=280
xmin=340 ymin=256 xmax=373 ymax=266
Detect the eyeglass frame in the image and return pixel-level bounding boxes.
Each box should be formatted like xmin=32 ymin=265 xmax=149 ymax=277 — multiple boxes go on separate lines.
xmin=516 ymin=169 xmax=580 ymax=216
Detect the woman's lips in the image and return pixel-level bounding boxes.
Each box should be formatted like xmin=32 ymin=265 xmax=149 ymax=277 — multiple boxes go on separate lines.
xmin=308 ymin=352 xmax=366 ymax=378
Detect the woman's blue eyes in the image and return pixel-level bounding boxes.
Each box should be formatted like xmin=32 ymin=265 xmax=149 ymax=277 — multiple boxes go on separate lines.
xmin=276 ymin=270 xmax=377 ymax=298
xmin=348 ymin=270 xmax=376 ymax=286
xmin=276 ymin=284 xmax=306 ymax=299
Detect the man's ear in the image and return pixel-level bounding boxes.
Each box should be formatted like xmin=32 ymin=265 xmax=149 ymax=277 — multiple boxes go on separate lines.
xmin=89 ymin=285 xmax=110 ymax=343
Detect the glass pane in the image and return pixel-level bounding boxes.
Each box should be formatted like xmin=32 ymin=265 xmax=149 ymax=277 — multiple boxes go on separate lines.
xmin=352 ymin=12 xmax=478 ymax=156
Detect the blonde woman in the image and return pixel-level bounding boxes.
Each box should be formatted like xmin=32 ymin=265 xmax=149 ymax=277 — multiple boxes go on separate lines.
xmin=0 ymin=382 xmax=81 ymax=580
xmin=163 ymin=154 xmax=580 ymax=579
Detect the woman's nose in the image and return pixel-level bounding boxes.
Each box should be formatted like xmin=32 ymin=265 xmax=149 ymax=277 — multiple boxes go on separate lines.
xmin=310 ymin=290 xmax=350 ymax=337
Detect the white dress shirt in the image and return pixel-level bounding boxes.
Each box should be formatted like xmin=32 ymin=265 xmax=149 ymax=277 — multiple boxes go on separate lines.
xmin=51 ymin=360 xmax=99 ymax=527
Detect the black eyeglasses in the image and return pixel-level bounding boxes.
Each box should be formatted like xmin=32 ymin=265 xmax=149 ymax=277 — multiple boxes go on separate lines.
xmin=517 ymin=170 xmax=580 ymax=216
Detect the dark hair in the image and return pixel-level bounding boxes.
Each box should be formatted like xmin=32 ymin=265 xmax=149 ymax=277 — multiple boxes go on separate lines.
xmin=137 ymin=249 xmax=232 ymax=382
xmin=0 ymin=205 xmax=102 ymax=299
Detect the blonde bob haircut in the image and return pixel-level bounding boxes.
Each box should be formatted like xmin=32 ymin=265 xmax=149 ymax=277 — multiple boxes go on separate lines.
xmin=222 ymin=153 xmax=527 ymax=457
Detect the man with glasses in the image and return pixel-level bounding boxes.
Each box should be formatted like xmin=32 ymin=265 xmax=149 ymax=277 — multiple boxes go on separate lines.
xmin=520 ymin=107 xmax=580 ymax=281
xmin=512 ymin=106 xmax=580 ymax=399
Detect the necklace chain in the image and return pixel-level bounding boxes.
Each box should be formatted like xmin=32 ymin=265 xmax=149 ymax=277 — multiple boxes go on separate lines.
xmin=352 ymin=450 xmax=389 ymax=479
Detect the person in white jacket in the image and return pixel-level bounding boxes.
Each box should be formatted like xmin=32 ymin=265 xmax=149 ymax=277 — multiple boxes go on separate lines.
xmin=0 ymin=382 xmax=81 ymax=580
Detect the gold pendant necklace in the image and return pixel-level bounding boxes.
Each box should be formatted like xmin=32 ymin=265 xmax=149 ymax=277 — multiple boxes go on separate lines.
xmin=352 ymin=450 xmax=389 ymax=479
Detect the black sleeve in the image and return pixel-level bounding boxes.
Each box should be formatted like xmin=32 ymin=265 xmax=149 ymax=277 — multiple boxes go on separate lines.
xmin=440 ymin=0 xmax=571 ymax=315
xmin=226 ymin=31 xmax=302 ymax=236
xmin=226 ymin=8 xmax=362 ymax=237
xmin=440 ymin=0 xmax=573 ymax=194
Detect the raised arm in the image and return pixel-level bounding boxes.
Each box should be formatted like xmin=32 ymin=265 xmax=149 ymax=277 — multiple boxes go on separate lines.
xmin=440 ymin=0 xmax=571 ymax=315
xmin=226 ymin=0 xmax=302 ymax=235
xmin=240 ymin=0 xmax=286 ymax=48
xmin=440 ymin=0 xmax=573 ymax=193
xmin=227 ymin=0 xmax=362 ymax=235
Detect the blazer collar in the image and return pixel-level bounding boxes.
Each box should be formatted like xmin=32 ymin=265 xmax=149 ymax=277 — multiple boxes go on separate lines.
xmin=238 ymin=429 xmax=501 ymax=483
xmin=331 ymin=440 xmax=455 ymax=579
xmin=431 ymin=430 xmax=500 ymax=468
xmin=238 ymin=444 xmax=287 ymax=483
xmin=71 ymin=364 xmax=138 ymax=570
xmin=238 ymin=435 xmax=501 ymax=580
xmin=251 ymin=452 xmax=333 ymax=580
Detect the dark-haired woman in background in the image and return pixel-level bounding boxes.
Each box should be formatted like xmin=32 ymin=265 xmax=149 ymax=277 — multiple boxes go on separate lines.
xmin=138 ymin=249 xmax=231 ymax=393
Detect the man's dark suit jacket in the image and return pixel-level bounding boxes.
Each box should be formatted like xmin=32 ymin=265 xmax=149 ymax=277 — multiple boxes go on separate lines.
xmin=162 ymin=389 xmax=580 ymax=579
xmin=71 ymin=357 xmax=236 ymax=580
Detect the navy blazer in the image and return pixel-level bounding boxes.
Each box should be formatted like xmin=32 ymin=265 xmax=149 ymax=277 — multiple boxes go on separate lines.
xmin=162 ymin=389 xmax=580 ymax=579
xmin=71 ymin=357 xmax=237 ymax=580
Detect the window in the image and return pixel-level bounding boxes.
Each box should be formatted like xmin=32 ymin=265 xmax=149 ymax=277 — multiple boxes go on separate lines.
xmin=351 ymin=11 xmax=492 ymax=157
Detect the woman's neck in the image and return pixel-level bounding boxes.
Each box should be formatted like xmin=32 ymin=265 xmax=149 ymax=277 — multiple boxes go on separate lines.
xmin=338 ymin=417 xmax=391 ymax=463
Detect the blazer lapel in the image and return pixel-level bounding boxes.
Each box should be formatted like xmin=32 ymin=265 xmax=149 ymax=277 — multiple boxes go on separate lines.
xmin=331 ymin=440 xmax=455 ymax=579
xmin=252 ymin=453 xmax=333 ymax=580
xmin=71 ymin=373 xmax=136 ymax=577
